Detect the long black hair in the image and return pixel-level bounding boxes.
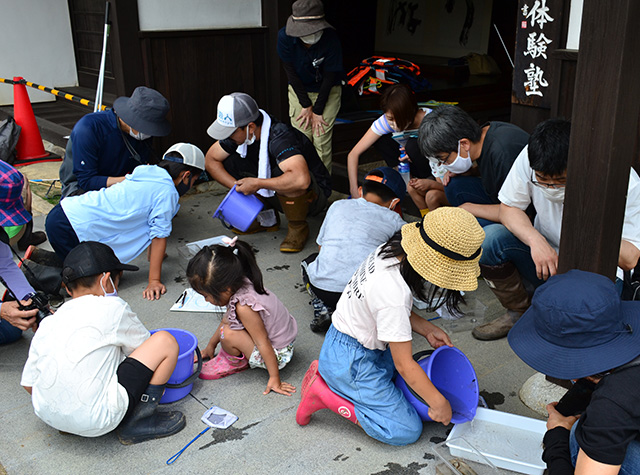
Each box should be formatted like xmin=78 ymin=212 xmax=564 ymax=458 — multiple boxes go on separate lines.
xmin=379 ymin=231 xmax=464 ymax=314
xmin=186 ymin=240 xmax=266 ymax=302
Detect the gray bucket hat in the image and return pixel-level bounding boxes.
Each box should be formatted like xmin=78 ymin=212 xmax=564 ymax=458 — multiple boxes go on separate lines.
xmin=286 ymin=0 xmax=334 ymax=38
xmin=113 ymin=86 xmax=171 ymax=137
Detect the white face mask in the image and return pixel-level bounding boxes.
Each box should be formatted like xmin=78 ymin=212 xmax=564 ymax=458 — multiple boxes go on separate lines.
xmin=539 ymin=186 xmax=565 ymax=203
xmin=442 ymin=140 xmax=472 ymax=174
xmin=243 ymin=126 xmax=256 ymax=146
xmin=300 ymin=31 xmax=323 ymax=45
xmin=100 ymin=272 xmax=118 ymax=297
xmin=129 ymin=129 xmax=151 ymax=141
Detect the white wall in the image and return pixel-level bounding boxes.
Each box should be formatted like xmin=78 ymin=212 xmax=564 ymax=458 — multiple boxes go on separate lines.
xmin=137 ymin=0 xmax=262 ymax=31
xmin=0 ymin=0 xmax=77 ymax=105
xmin=566 ymin=0 xmax=583 ymax=49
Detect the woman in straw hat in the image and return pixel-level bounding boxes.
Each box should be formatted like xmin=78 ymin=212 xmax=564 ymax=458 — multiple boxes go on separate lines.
xmin=313 ymin=207 xmax=484 ymax=445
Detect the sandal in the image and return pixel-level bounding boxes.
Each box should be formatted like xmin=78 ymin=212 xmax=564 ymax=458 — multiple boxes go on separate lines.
xmin=199 ymin=348 xmax=249 ymax=380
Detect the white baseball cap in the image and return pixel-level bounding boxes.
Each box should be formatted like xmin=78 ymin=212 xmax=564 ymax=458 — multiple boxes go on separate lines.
xmin=162 ymin=143 xmax=205 ymax=171
xmin=207 ymin=92 xmax=261 ymax=140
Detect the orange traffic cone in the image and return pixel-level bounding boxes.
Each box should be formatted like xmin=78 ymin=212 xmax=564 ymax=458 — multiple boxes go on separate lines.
xmin=13 ymin=76 xmax=49 ymax=161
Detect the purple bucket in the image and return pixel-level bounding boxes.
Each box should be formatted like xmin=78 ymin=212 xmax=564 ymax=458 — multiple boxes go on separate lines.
xmin=151 ymin=328 xmax=202 ymax=404
xmin=395 ymin=346 xmax=478 ymax=424
xmin=213 ymin=185 xmax=264 ymax=232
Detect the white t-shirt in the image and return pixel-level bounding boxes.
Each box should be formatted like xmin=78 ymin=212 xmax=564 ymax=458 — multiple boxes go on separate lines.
xmin=499 ymin=146 xmax=640 ymax=278
xmin=21 ymin=295 xmax=150 ymax=437
xmin=332 ymin=247 xmax=413 ymax=351
xmin=308 ymin=198 xmax=405 ymax=292
xmin=370 ymin=107 xmax=432 ymax=136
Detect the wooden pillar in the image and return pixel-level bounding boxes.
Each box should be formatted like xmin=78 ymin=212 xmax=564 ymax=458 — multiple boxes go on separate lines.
xmin=558 ymin=0 xmax=640 ymax=279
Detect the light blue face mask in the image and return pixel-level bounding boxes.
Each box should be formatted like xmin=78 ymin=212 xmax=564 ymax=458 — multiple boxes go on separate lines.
xmin=100 ymin=272 xmax=118 ymax=297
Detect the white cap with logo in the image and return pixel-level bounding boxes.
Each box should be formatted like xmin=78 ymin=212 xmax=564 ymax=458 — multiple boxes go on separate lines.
xmin=207 ymin=92 xmax=261 ymax=140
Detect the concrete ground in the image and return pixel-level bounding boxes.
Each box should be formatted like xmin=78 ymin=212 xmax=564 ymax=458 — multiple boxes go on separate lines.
xmin=0 ymin=165 xmax=551 ymax=475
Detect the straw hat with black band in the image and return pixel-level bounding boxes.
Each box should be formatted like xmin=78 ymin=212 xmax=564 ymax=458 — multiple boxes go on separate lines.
xmin=285 ymin=0 xmax=334 ymax=38
xmin=400 ymin=207 xmax=484 ymax=292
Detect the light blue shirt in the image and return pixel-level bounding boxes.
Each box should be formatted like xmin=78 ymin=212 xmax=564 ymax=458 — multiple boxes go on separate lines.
xmin=307 ymin=198 xmax=406 ymax=293
xmin=61 ymin=165 xmax=180 ymax=263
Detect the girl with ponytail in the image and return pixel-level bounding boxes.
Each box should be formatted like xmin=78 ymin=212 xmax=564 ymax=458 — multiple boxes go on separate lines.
xmin=187 ymin=237 xmax=297 ymax=396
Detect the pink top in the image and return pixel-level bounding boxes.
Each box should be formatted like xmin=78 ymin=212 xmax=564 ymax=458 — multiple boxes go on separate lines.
xmin=226 ymin=281 xmax=298 ymax=349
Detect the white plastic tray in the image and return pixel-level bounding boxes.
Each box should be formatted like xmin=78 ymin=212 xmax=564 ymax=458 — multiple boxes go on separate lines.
xmin=446 ymin=407 xmax=547 ymax=475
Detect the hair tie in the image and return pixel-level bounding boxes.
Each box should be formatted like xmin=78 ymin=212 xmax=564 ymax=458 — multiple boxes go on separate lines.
xmin=221 ymin=236 xmax=238 ymax=248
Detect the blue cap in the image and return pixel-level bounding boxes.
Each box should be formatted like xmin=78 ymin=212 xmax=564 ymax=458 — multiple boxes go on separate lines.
xmin=364 ymin=166 xmax=406 ymax=200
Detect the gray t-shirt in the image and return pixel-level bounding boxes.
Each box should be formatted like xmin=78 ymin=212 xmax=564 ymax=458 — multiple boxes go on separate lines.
xmin=307 ymin=198 xmax=406 ymax=293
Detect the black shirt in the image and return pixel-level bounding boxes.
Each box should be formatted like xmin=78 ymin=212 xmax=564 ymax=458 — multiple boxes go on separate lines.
xmin=542 ymin=364 xmax=640 ymax=473
xmin=476 ymin=122 xmax=529 ymax=203
xmin=220 ymin=114 xmax=332 ymax=197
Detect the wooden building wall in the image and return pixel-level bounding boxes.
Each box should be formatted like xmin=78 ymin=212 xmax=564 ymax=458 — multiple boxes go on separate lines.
xmin=139 ymin=28 xmax=271 ymax=155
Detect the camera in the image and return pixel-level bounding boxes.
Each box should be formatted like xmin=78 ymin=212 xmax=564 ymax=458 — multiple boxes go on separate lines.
xmin=20 ymin=291 xmax=52 ymax=326
xmin=554 ymin=378 xmax=596 ymax=416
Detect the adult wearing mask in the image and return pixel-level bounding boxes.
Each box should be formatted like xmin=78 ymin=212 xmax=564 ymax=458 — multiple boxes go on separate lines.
xmin=419 ymin=105 xmax=529 ymax=226
xmin=59 ymin=86 xmax=171 ymax=199
xmin=0 ymin=161 xmax=38 ymax=344
xmin=277 ymin=0 xmax=343 ymax=173
xmin=206 ymin=92 xmax=331 ymax=253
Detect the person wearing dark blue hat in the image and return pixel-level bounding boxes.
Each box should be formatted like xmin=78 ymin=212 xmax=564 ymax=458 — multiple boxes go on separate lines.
xmin=508 ymin=270 xmax=640 ymax=474
xmin=59 ymin=86 xmax=171 ymax=199
xmin=301 ymin=167 xmax=407 ymax=332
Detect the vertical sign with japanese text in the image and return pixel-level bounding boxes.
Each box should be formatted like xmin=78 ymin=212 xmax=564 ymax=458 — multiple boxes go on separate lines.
xmin=513 ymin=0 xmax=563 ymax=108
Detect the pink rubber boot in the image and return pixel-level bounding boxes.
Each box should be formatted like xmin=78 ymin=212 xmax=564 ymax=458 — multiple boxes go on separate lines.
xmin=296 ymin=360 xmax=358 ymax=426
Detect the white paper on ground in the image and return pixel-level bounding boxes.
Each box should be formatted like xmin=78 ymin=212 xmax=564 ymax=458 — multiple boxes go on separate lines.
xmin=170 ymin=288 xmax=226 ymax=313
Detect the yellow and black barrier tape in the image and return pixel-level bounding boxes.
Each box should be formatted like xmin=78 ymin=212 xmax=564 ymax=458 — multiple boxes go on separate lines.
xmin=0 ymin=77 xmax=108 ymax=111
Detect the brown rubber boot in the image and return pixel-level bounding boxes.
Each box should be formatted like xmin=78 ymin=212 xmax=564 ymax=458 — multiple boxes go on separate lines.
xmin=277 ymin=190 xmax=315 ymax=253
xmin=472 ymin=262 xmax=531 ymax=341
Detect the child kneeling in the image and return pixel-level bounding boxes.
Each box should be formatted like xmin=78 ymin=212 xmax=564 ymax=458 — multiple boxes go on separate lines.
xmin=187 ymin=238 xmax=297 ymax=396
xmin=316 ymin=207 xmax=484 ymax=445
xmin=21 ymin=241 xmax=186 ymax=444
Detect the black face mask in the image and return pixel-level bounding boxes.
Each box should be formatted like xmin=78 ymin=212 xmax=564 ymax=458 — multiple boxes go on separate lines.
xmin=176 ymin=174 xmax=191 ymax=196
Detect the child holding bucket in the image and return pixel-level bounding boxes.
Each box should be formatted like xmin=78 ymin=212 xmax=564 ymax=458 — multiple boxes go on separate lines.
xmin=45 ymin=142 xmax=205 ymax=301
xmin=187 ymin=237 xmax=298 ymax=396
xmin=298 ymin=207 xmax=485 ymax=445
xmin=21 ymin=241 xmax=186 ymax=444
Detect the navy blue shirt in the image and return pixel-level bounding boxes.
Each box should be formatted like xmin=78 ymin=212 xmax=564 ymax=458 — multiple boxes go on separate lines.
xmin=60 ymin=109 xmax=152 ymax=197
xmin=277 ymin=27 xmax=343 ymax=92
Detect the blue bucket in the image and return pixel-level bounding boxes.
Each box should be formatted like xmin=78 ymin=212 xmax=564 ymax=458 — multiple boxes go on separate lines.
xmin=213 ymin=185 xmax=264 ymax=232
xmin=151 ymin=328 xmax=202 ymax=404
xmin=395 ymin=347 xmax=479 ymax=424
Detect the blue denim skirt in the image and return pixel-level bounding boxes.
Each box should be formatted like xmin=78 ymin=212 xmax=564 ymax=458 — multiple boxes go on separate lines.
xmin=318 ymin=325 xmax=423 ymax=445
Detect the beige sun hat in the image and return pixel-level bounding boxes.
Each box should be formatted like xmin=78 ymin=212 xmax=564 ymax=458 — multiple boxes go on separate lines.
xmin=401 ymin=207 xmax=485 ymax=291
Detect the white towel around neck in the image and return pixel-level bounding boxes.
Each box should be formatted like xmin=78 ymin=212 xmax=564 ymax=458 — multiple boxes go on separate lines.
xmin=236 ymin=109 xmax=274 ymax=198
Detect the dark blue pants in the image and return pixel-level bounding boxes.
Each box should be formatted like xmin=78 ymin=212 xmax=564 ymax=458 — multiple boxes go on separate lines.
xmin=0 ymin=319 xmax=22 ymax=345
xmin=45 ymin=204 xmax=80 ymax=260
xmin=444 ymin=175 xmax=495 ymax=227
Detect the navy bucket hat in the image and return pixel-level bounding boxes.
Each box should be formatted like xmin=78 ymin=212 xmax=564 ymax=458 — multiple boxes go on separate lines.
xmin=508 ymin=269 xmax=640 ymax=380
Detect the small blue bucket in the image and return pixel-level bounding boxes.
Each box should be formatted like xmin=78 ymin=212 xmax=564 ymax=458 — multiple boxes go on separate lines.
xmin=395 ymin=346 xmax=479 ymax=424
xmin=151 ymin=328 xmax=202 ymax=404
xmin=213 ymin=185 xmax=264 ymax=232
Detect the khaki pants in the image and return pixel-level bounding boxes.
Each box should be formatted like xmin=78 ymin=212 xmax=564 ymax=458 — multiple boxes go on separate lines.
xmin=288 ymin=84 xmax=341 ymax=173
